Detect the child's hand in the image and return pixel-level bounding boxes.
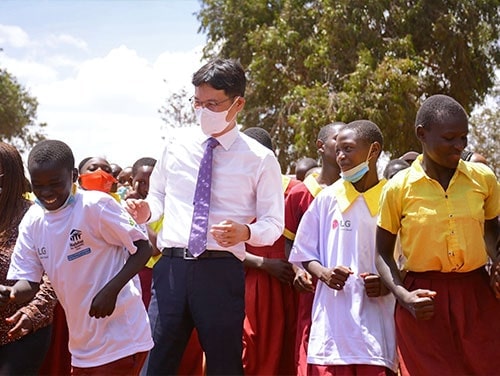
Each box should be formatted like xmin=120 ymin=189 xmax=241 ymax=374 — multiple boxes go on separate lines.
xmin=125 ymin=199 xmax=151 ymax=224
xmin=261 ymin=258 xmax=295 ymax=284
xmin=490 ymin=255 xmax=500 ymax=299
xmin=0 ymin=286 xmax=14 ymax=310
xmin=89 ymin=286 xmax=118 ymax=319
xmin=322 ymin=266 xmax=353 ymax=291
xmin=401 ymin=289 xmax=437 ymax=320
xmin=6 ymin=311 xmax=33 ymax=339
xmin=360 ymin=273 xmax=387 ymax=297
xmin=293 ymin=268 xmax=315 ymax=293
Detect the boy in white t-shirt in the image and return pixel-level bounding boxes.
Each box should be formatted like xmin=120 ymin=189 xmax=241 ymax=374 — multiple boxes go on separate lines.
xmin=289 ymin=120 xmax=397 ymax=375
xmin=0 ymin=140 xmax=153 ymax=375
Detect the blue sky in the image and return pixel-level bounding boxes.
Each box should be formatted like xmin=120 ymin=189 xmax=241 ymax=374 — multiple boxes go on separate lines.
xmin=0 ymin=0 xmax=207 ymax=166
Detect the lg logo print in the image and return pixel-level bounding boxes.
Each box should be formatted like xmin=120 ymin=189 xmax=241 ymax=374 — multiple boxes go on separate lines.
xmin=332 ymin=219 xmax=351 ymax=231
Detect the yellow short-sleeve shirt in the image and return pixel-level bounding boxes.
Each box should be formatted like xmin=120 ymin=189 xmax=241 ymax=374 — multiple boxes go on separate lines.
xmin=378 ymin=156 xmax=499 ymax=272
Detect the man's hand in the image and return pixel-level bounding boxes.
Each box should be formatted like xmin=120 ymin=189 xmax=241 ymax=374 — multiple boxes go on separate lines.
xmin=210 ymin=220 xmax=250 ymax=248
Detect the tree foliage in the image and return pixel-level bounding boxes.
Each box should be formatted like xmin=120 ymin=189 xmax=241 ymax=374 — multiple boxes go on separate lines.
xmin=158 ymin=87 xmax=197 ymax=136
xmin=196 ymin=0 xmax=500 ymax=171
xmin=0 ymin=68 xmax=46 ymax=153
xmin=469 ymin=83 xmax=499 ymax=177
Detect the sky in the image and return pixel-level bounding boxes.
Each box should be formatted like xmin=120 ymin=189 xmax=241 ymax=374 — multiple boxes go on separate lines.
xmin=0 ymin=0 xmax=207 ymax=167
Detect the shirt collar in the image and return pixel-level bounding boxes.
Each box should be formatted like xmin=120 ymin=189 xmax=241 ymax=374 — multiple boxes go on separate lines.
xmin=303 ymin=174 xmax=323 ymax=198
xmin=212 ymin=125 xmax=239 ymax=151
xmin=332 ymin=179 xmax=387 ymax=217
xmin=407 ymin=155 xmax=472 ymax=183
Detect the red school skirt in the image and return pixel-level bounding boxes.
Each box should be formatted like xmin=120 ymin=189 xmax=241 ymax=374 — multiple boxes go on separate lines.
xmin=396 ymin=267 xmax=500 ymax=376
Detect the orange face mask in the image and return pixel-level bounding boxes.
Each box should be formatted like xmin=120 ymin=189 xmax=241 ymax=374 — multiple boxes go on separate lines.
xmin=79 ymin=169 xmax=117 ymax=193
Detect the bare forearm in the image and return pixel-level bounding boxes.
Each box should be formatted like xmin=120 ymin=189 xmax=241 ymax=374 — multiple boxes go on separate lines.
xmin=103 ymin=239 xmax=152 ymax=294
xmin=484 ymin=218 xmax=499 ymax=261
xmin=243 ymin=252 xmax=264 ymax=269
xmin=375 ymin=252 xmax=406 ymax=297
xmin=303 ymin=260 xmax=325 ymax=280
xmin=375 ymin=226 xmax=408 ymax=300
xmin=11 ymin=280 xmax=40 ymax=305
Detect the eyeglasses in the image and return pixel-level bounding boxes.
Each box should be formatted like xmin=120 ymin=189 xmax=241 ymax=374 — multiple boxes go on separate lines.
xmin=189 ymin=96 xmax=236 ymax=111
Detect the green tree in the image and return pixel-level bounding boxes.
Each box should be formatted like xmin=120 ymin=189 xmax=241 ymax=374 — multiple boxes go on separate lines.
xmin=0 ymin=68 xmax=46 ymax=152
xmin=197 ymin=0 xmax=500 ymax=171
xmin=158 ymin=87 xmax=197 ymax=137
xmin=469 ymin=84 xmax=499 ymax=177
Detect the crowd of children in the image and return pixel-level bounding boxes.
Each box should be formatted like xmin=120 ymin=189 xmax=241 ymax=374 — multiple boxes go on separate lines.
xmin=0 ymin=56 xmax=498 ymax=376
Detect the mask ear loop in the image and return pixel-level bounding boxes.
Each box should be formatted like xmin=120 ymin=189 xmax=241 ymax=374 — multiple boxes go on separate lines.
xmin=365 ymin=143 xmax=375 ymax=163
xmin=225 ymin=96 xmax=240 ymax=123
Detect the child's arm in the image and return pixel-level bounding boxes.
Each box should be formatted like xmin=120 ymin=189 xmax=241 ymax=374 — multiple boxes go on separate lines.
xmin=303 ymin=260 xmax=353 ymax=290
xmin=484 ymin=217 xmax=499 ymax=298
xmin=7 ymin=275 xmax=58 ymax=339
xmin=244 ymin=252 xmax=295 ymax=284
xmin=375 ymin=226 xmax=436 ymax=320
xmin=89 ymin=239 xmax=152 ymax=318
xmin=0 ymin=280 xmax=40 ymax=309
xmin=286 ymin=238 xmax=315 ymax=293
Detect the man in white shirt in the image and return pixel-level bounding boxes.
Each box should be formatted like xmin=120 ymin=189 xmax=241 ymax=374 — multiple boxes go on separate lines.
xmin=126 ymin=58 xmax=284 ymax=375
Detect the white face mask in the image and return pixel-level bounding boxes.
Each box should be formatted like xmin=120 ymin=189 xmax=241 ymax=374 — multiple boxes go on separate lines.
xmin=195 ymin=100 xmax=238 ymax=136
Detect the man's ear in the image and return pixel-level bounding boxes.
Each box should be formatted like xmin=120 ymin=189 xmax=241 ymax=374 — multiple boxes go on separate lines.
xmin=234 ymin=96 xmax=246 ymax=111
xmin=415 ymin=124 xmax=425 ymax=142
xmin=72 ymin=168 xmax=79 ymax=183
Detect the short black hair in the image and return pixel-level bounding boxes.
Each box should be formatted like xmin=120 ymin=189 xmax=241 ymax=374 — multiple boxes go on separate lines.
xmin=383 ymin=159 xmax=410 ymax=179
xmin=132 ymin=157 xmax=156 ymax=176
xmin=243 ymin=127 xmax=274 ymax=152
xmin=415 ymin=94 xmax=468 ymax=129
xmin=28 ymin=139 xmax=75 ymax=173
xmin=317 ymin=122 xmax=345 ymax=143
xmin=78 ymin=157 xmax=93 ymax=173
xmin=192 ymin=58 xmax=246 ymax=98
xmin=343 ymin=120 xmax=384 ymax=148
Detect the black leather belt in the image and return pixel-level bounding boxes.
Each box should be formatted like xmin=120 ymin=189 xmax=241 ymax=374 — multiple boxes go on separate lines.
xmin=161 ymin=247 xmax=234 ymax=260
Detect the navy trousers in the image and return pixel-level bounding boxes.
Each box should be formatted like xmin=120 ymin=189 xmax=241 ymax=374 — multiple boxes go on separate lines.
xmin=146 ymin=255 xmax=245 ymax=376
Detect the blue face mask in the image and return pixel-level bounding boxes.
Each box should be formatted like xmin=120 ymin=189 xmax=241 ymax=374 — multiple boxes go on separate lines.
xmin=340 ymin=143 xmax=374 ymax=183
xmin=340 ymin=161 xmax=369 ymax=183
xmin=35 ymin=184 xmax=77 ymax=213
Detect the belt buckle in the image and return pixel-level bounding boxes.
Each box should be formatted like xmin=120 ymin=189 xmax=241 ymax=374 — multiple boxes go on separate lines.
xmin=183 ymin=248 xmax=198 ymax=260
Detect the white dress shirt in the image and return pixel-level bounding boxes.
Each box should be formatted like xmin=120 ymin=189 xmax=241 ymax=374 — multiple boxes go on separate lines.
xmin=147 ymin=125 xmax=284 ymax=260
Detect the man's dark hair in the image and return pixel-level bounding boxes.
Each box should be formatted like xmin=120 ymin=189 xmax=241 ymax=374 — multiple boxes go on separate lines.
xmin=192 ymin=58 xmax=246 ymax=98
xmin=28 ymin=139 xmax=75 ymax=173
xmin=415 ymin=94 xmax=468 ymax=129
